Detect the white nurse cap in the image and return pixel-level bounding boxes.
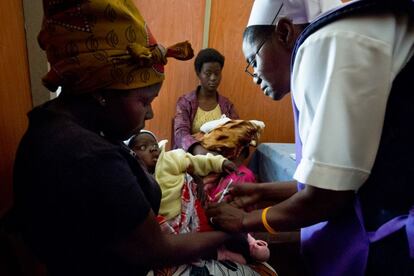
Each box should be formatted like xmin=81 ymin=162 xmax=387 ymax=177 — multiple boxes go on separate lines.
xmin=247 ymin=0 xmax=307 ymax=25
xmin=247 ymin=0 xmax=360 ymax=26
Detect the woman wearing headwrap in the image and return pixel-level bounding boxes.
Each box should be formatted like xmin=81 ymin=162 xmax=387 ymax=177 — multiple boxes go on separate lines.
xmin=206 ymin=0 xmax=414 ymax=275
xmin=11 ymin=1 xmax=262 ymax=275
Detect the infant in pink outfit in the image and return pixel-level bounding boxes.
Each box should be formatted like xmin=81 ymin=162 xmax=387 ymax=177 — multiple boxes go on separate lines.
xmin=206 ymin=149 xmax=270 ymax=264
xmin=196 ymin=117 xmax=270 ymax=263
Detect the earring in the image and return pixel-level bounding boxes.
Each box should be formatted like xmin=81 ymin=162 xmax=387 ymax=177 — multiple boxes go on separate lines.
xmin=100 ymin=98 xmax=107 ymax=105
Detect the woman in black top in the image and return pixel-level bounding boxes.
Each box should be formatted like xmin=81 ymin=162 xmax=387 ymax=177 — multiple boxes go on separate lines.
xmin=12 ymin=1 xmax=265 ymax=275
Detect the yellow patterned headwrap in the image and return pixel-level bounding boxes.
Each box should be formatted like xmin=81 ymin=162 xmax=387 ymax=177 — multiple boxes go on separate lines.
xmin=38 ymin=0 xmax=194 ymax=94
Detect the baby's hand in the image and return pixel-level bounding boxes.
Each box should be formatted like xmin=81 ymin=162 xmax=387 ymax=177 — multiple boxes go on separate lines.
xmin=222 ymin=160 xmax=237 ymax=174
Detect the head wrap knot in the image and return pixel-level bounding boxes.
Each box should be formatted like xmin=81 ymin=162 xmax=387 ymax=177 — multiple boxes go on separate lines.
xmin=165 ymin=41 xmax=195 ymax=61
xmin=127 ymin=43 xmax=167 ymax=67
xmin=127 ymin=40 xmax=195 ymax=67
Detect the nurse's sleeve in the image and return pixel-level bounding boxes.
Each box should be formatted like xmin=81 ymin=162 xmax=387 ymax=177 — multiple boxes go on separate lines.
xmin=292 ymin=30 xmax=392 ymax=191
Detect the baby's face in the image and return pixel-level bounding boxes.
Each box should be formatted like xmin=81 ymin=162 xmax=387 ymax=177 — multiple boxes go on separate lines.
xmin=132 ymin=133 xmax=160 ymax=173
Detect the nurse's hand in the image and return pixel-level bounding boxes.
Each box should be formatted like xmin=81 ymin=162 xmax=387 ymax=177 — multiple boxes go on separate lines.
xmin=229 ymin=183 xmax=263 ymax=209
xmin=205 ymin=202 xmax=247 ymax=233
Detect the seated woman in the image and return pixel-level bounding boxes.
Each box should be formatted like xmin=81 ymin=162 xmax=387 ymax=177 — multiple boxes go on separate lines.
xmin=173 ymin=48 xmax=239 ymax=155
xmin=128 ymin=131 xmax=274 ymax=275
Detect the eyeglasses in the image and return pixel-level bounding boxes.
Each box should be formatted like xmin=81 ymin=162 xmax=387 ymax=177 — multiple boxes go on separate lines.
xmin=244 ymin=3 xmax=284 ymax=78
xmin=244 ymin=39 xmax=267 ymax=78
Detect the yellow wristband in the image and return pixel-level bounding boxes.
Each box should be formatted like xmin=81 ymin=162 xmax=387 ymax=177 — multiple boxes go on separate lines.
xmin=261 ymin=207 xmax=277 ymax=234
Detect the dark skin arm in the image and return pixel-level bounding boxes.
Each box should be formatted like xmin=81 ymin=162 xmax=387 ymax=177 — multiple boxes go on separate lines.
xmin=230 ymin=181 xmax=298 ymax=208
xmin=110 ymin=210 xmax=233 ymax=269
xmin=206 ymin=183 xmax=354 ymax=233
xmin=189 ymin=143 xmax=216 ymax=155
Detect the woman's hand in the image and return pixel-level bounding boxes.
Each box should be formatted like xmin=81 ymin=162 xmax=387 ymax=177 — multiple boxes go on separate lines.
xmin=222 ymin=160 xmax=237 ymax=174
xmin=205 ymin=202 xmax=247 ymax=233
xmin=228 ymin=183 xmax=263 ymax=209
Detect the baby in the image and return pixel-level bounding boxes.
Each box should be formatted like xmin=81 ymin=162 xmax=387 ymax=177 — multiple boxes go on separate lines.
xmin=128 ymin=130 xmax=269 ymax=263
xmin=193 ymin=117 xmax=270 ymax=262
xmin=194 ymin=117 xmax=265 ymax=202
